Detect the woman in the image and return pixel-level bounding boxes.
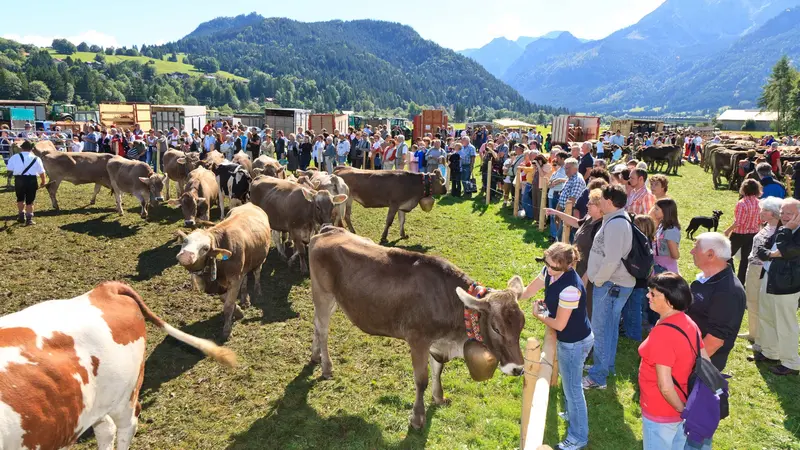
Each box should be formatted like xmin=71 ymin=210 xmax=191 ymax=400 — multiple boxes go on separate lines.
xmin=260 ymin=134 xmax=275 ymax=158
xmin=649 ymin=174 xmax=669 ymax=200
xmin=312 ymin=134 xmax=324 ymax=168
xmin=383 ymin=139 xmax=397 ymax=170
xmin=639 ymin=272 xmax=711 ymax=450
xmin=650 ymin=198 xmax=682 ymax=274
xmin=521 ymin=242 xmax=593 ymax=450
xmin=299 ymin=135 xmax=313 ymax=170
xmin=623 ymin=215 xmax=657 ymax=342
xmin=739 ymin=196 xmax=782 ymax=346
xmin=724 ymin=179 xmax=762 ymax=285
xmin=247 ymin=130 xmax=261 ymax=160
xmin=286 ymin=133 xmax=300 ymax=173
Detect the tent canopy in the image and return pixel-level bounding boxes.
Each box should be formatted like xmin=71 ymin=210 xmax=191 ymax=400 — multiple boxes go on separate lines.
xmin=493 ymin=118 xmax=536 ymax=129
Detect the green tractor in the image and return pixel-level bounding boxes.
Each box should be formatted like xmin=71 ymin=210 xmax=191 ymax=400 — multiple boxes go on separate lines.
xmin=348 ymin=115 xmax=364 ymax=130
xmin=48 ymin=103 xmax=77 ymax=122
xmin=390 ymin=117 xmax=411 ymax=138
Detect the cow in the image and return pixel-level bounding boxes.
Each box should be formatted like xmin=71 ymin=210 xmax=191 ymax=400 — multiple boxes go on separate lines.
xmin=710 ymin=149 xmax=749 ymax=189
xmin=106 ymin=156 xmax=166 ymax=219
xmin=252 ymin=155 xmax=285 ymax=179
xmin=212 ymin=162 xmax=253 ymax=218
xmin=205 ymin=149 xmax=226 ymax=167
xmin=296 ymin=169 xmax=350 ymax=227
xmin=0 ymin=281 xmax=235 ymax=450
xmin=175 ymin=203 xmax=271 ymax=340
xmin=29 ymin=140 xmax=114 ymax=210
xmin=308 ymin=226 xmax=525 ymax=429
xmin=333 ymin=167 xmax=447 ymax=243
xmin=250 ymin=176 xmax=347 ymax=274
xmin=163 ymin=149 xmax=201 ymax=201
xmin=232 ymin=151 xmax=254 ymax=176
xmin=636 ymin=145 xmax=681 ymax=175
xmin=168 ymin=166 xmax=220 ymax=226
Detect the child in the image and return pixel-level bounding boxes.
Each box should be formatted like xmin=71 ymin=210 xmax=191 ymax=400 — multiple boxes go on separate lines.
xmin=622 ymin=214 xmax=657 ymax=341
xmin=70 ymin=136 xmax=83 ymax=153
xmin=415 ymin=143 xmax=426 ymax=173
xmin=448 ymin=143 xmax=462 ymax=197
xmin=409 ymin=144 xmax=420 ymax=173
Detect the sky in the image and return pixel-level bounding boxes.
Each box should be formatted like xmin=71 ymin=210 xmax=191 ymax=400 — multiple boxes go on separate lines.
xmin=3 ymin=0 xmax=666 ymax=51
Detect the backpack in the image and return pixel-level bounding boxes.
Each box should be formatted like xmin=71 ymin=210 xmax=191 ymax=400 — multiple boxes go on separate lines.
xmin=661 ymin=323 xmax=730 ymax=444
xmin=608 ymin=215 xmax=654 ymax=279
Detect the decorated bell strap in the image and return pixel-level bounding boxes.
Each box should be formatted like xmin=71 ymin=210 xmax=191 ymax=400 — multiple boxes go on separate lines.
xmin=464 ymin=283 xmax=490 ymax=342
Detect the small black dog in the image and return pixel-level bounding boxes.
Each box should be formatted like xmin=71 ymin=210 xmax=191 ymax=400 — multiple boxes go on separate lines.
xmin=686 ymin=210 xmax=724 ymax=240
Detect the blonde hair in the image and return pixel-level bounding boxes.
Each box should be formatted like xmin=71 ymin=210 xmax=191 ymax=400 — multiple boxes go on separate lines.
xmin=634 ymin=214 xmax=656 ymax=241
xmin=544 ymin=242 xmax=580 ymax=271
xmin=588 ymin=188 xmax=603 ymax=205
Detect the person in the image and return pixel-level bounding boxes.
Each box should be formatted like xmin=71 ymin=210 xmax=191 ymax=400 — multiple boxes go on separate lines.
xmin=414 ymin=143 xmax=426 ymax=173
xmin=611 ymin=145 xmax=623 ymax=163
xmin=448 ymin=143 xmax=462 ymax=197
xmin=275 ymin=130 xmax=287 ymax=160
xmin=558 ymin=158 xmax=587 ymax=234
xmin=299 ymin=135 xmax=313 ymax=170
xmin=459 ymin=136 xmax=476 ymax=195
xmin=261 ymin=134 xmax=276 ymax=158
xmin=622 ymin=214 xmax=657 ymax=342
xmin=578 ymin=142 xmax=594 ymax=180
xmin=750 ymin=198 xmax=800 ymax=376
xmin=724 ymin=179 xmax=763 ymax=284
xmin=610 ymin=130 xmax=625 ymax=148
xmin=323 ymin=136 xmax=336 ymax=172
xmin=756 ymin=162 xmax=786 ymax=199
xmin=7 ymin=141 xmax=47 ymax=226
xmin=688 ymin=233 xmax=746 ymax=372
xmin=738 ymin=197 xmax=782 ymax=348
xmin=649 ymin=174 xmax=669 ymax=200
xmin=650 ymin=198 xmax=682 ymax=274
xmin=247 ymin=130 xmax=261 ymax=160
xmin=548 ymin=151 xmax=568 ymax=242
xmin=584 ymin=185 xmax=635 ymax=390
xmin=626 ymin=168 xmax=656 ymax=215
xmin=336 ymin=133 xmax=350 ymax=167
xmin=596 ymin=139 xmax=605 ymax=160
xmin=426 ymin=140 xmax=445 ymax=174
xmin=395 ymin=135 xmax=409 ymax=170
xmin=639 ymin=272 xmax=711 ymax=450
xmin=354 ymin=133 xmax=370 ymax=169
xmin=574 ymin=170 xmax=610 ymax=219
xmin=70 ymin=136 xmax=83 ymax=153
xmin=521 ymin=242 xmax=593 ymax=450
xmin=765 ymin=142 xmax=781 ymax=176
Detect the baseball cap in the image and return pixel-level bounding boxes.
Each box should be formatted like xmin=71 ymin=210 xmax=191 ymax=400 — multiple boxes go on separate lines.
xmin=611 ymin=164 xmax=626 ymax=174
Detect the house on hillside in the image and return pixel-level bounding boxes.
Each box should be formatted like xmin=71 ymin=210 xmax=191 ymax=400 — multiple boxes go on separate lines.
xmin=717 ymin=109 xmax=777 ymax=131
xmin=168 ymin=72 xmax=191 ymax=80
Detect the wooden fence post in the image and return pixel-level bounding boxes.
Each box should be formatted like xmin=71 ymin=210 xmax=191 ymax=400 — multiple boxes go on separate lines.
xmin=538 ymin=165 xmax=551 ymax=231
xmin=513 ymin=169 xmax=522 ymax=217
xmin=523 ymin=327 xmax=558 ymax=450
xmin=561 ymin=200 xmax=574 ymax=243
xmin=520 ymin=337 xmax=541 ymax=450
xmin=486 ymin=155 xmax=492 ymax=205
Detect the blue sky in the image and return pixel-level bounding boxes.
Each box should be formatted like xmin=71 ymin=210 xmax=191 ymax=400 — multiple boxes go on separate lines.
xmin=5 ymin=0 xmax=665 ymax=51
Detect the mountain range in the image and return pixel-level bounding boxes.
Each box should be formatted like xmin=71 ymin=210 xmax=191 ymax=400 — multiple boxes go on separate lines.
xmin=464 ymin=0 xmax=800 ymax=113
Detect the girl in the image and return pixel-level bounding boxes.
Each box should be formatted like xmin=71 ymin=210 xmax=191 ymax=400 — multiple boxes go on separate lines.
xmin=650 ymin=198 xmax=682 ymax=274
xmin=623 ymin=215 xmax=657 ymax=341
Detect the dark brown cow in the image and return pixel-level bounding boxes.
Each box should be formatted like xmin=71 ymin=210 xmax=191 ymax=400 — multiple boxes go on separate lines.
xmin=29 ymin=140 xmax=114 ymax=210
xmin=334 ymin=167 xmax=447 ymax=243
xmin=106 ymin=157 xmax=166 ymax=219
xmin=175 ymin=203 xmax=271 ymax=339
xmin=711 ymin=149 xmax=748 ymax=189
xmin=252 ymin=155 xmax=285 ymax=179
xmin=163 ymin=149 xmax=201 ymax=201
xmin=636 ymin=145 xmax=681 ymax=175
xmin=250 ymin=176 xmax=347 ymax=273
xmin=168 ymin=166 xmax=220 ymax=226
xmin=308 ymin=226 xmax=525 ymax=429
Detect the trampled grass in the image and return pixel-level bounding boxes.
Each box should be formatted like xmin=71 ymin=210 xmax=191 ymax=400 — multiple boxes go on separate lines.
xmin=0 ymin=162 xmax=797 ymax=449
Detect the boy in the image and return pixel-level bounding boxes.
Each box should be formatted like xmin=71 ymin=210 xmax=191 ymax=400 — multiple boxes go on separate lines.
xmin=448 ymin=143 xmax=462 ymax=197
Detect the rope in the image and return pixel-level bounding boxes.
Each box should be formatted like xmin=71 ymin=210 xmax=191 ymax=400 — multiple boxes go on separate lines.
xmin=522 ymin=342 xmax=556 ymax=368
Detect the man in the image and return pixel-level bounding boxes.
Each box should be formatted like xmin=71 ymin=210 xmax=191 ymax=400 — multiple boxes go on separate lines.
xmin=750 ymin=199 xmax=800 ymax=376
xmin=610 ymin=130 xmax=625 ymax=148
xmin=395 ymin=135 xmax=408 ymax=170
xmin=168 ymin=127 xmax=180 ymax=149
xmin=558 ymin=157 xmax=587 ymax=213
xmin=7 ymin=141 xmax=47 ymax=226
xmin=625 ymin=168 xmax=656 ymax=215
xmin=584 ymin=184 xmax=635 ymax=389
xmin=203 ymin=129 xmax=216 ymax=154
xmin=596 ymin=138 xmax=605 ymax=161
xmin=459 ymin=136 xmax=476 ymax=194
xmin=337 ymin=134 xmax=351 ymax=167
xmin=765 ymin=142 xmax=781 ymax=176
xmin=756 ymin=163 xmax=786 ymax=199
xmin=83 ymin=126 xmax=98 ymax=153
xmin=495 ymin=136 xmax=509 ymax=160
xmin=275 ymin=130 xmax=287 ymax=160
xmin=578 ymin=142 xmax=594 ymax=180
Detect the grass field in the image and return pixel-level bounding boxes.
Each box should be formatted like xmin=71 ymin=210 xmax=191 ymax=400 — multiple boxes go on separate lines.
xmin=0 ymin=162 xmax=798 ymax=449
xmin=48 ymin=50 xmax=247 ymax=81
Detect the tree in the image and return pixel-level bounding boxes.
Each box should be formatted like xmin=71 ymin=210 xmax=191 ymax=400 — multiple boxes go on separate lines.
xmin=454 ymin=103 xmax=466 ymax=122
xmin=94 ymin=53 xmax=106 ymax=63
xmin=89 ymin=45 xmax=101 ymax=53
xmin=168 ymin=52 xmax=178 ymax=62
xmin=194 ymin=56 xmax=220 ymax=73
xmin=52 ymin=38 xmax=76 ymax=55
xmin=105 ymin=47 xmax=114 ymax=55
xmin=28 ymin=80 xmax=51 ymax=102
xmin=77 ymin=42 xmax=89 ymax=52
xmin=742 ymin=118 xmax=757 ymax=131
xmin=759 ymin=56 xmax=799 ymax=135
xmin=0 ymin=69 xmax=24 ymax=98
xmin=115 ymin=47 xmax=125 ymax=56
xmin=125 ymin=48 xmax=139 ymax=57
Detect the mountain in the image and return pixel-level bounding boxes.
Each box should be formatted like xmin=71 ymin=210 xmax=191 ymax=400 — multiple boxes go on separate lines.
xmin=500 ymin=0 xmax=799 ymax=112
xmin=503 ymin=32 xmax=584 ymax=81
xmin=166 ymin=15 xmax=566 ymax=115
xmin=459 ymin=32 xmax=587 ymax=78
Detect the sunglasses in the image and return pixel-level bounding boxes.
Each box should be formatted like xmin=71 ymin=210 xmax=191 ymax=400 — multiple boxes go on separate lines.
xmin=544 ymin=260 xmax=565 ymax=271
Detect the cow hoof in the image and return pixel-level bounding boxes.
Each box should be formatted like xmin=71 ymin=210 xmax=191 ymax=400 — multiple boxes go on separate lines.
xmin=432 ymin=396 xmax=450 ymax=406
xmin=400 ymin=234 xmax=409 ymax=240
xmin=240 ymin=300 xmax=251 ymax=309
xmin=321 ymin=371 xmax=333 ymax=380
xmin=409 ymin=413 xmax=425 ymax=430
xmin=221 ymin=328 xmax=232 ymax=342
xmin=379 ymin=238 xmax=389 ymax=245
xmin=233 ymin=306 xmax=244 ymax=320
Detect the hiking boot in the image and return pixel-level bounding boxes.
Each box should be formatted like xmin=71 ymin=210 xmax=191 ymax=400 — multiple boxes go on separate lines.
xmin=17 ymin=212 xmax=25 ymax=223
xmin=747 ymin=352 xmax=778 ymax=363
xmin=581 ymin=376 xmax=606 ymax=390
xmin=556 ymin=437 xmax=587 ymax=450
xmin=25 ymin=214 xmax=35 ymax=226
xmin=769 ymin=365 xmax=799 ymax=376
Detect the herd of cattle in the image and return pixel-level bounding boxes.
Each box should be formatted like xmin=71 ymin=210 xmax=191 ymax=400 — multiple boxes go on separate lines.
xmin=3 ymin=142 xmax=527 ymax=450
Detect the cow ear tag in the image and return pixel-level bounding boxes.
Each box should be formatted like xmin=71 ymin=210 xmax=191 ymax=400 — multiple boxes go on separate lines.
xmin=216 ymin=253 xmax=229 ymax=261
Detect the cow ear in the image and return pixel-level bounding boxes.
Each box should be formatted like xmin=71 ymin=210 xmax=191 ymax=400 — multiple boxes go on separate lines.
xmin=138 ymin=177 xmax=150 ymax=184
xmin=162 ymin=174 xmax=168 ymax=182
xmin=332 ymin=194 xmax=348 ymax=205
xmin=253 ymin=168 xmax=264 ymax=176
xmin=302 ymin=188 xmax=316 ymax=202
xmin=456 ymin=287 xmax=489 ymax=311
xmin=174 ymin=230 xmax=188 ymax=243
xmin=312 ymin=179 xmax=321 ymax=190
xmin=177 ymin=157 xmax=186 ymax=164
xmin=196 ymin=220 xmax=216 ymax=227
xmin=209 ymin=248 xmax=233 ymax=260
xmin=506 ymin=275 xmax=524 ymax=297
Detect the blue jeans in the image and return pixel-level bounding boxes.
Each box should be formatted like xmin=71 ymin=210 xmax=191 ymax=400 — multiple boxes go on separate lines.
xmin=642 ymin=417 xmax=686 ymax=450
xmin=622 ymin=287 xmax=647 ymax=341
xmin=549 ymin=191 xmax=561 ymax=240
xmin=587 ymin=281 xmax=633 ymax=385
xmin=145 ymin=146 xmax=155 ymax=168
xmin=522 ymin=183 xmax=534 ymax=220
xmin=461 ymin=165 xmax=472 ymax=192
xmin=558 ymin=333 xmax=594 ymax=446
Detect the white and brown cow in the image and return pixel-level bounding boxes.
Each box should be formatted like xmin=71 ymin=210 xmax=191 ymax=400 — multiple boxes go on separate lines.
xmin=169 ymin=166 xmax=220 ymax=227
xmin=175 ymin=203 xmax=271 ymax=340
xmin=0 ymin=281 xmax=235 ymax=450
xmin=308 ymin=226 xmax=525 ymax=429
xmin=106 ymin=156 xmax=167 ymax=219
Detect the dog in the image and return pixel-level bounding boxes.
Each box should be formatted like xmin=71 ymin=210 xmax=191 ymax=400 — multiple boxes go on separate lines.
xmin=686 ymin=210 xmax=723 ymax=240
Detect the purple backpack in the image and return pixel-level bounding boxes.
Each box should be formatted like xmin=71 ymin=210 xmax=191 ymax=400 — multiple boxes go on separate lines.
xmin=661 ymin=323 xmax=730 ymax=444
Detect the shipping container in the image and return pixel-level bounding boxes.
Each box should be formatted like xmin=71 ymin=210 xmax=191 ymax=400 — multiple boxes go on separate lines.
xmin=99 ymin=103 xmax=152 ymax=132
xmin=308 ymin=114 xmax=349 ymax=135
xmin=412 ymin=110 xmax=447 ymax=140
xmin=551 ymin=115 xmax=601 ymax=145
xmin=264 ymin=108 xmax=311 ymax=136
xmin=151 ymin=105 xmax=207 ymax=134
xmin=0 ymin=100 xmax=46 ymax=122
xmin=609 ymin=119 xmax=664 ymax=136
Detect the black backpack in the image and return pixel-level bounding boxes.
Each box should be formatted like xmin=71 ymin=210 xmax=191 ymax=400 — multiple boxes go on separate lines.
xmin=609 ymin=214 xmax=654 ymax=279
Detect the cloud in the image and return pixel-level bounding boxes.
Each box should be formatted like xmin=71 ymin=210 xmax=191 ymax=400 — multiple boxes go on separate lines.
xmin=2 ymin=30 xmax=119 ymax=49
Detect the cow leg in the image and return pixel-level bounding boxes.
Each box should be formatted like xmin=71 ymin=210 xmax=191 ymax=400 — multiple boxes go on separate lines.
xmin=218 ymin=190 xmax=226 ymax=219
xmin=109 ymin=403 xmax=138 ymax=450
xmin=335 ymin=203 xmax=346 ymax=228
xmin=46 ymin=179 xmax=62 ymax=210
xmin=344 ymin=199 xmax=356 ymax=233
xmin=408 ymin=340 xmax=432 ymax=430
xmin=311 ymin=290 xmax=337 ymax=378
xmin=380 ymin=206 xmax=399 ymax=243
xmin=288 ymin=231 xmax=308 ymax=274
xmin=222 ymin=276 xmax=244 ymax=340
xmin=90 ymin=183 xmax=102 ymax=205
xmin=252 ymin=263 xmax=263 ymax=299
xmin=238 ymin=274 xmax=251 ymax=309
xmin=272 ymin=229 xmax=287 ymax=258
xmin=165 ymin=177 xmax=171 ymax=201
xmin=429 ymin=353 xmax=450 ymax=405
xmin=112 ymin=184 xmax=124 ymax=216
xmin=135 ymin=193 xmax=149 ymax=219
xmin=398 ymin=210 xmax=408 ymax=239
xmin=93 ymin=415 xmax=117 ymax=450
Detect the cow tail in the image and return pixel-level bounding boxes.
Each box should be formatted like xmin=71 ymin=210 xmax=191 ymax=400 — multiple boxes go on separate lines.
xmin=117 ymin=283 xmax=237 ymax=368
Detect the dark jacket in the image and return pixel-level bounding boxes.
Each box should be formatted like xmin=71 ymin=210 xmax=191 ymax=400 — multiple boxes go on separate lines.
xmin=761 ymin=226 xmax=800 ymax=295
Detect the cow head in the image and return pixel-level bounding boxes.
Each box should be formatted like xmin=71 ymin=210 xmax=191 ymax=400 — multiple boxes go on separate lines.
xmin=455 ymin=276 xmax=525 ymax=376
xmin=138 ymin=174 xmax=167 ymax=202
xmin=430 ymin=169 xmax=447 ymax=196
xmin=177 ymin=153 xmax=202 ymax=174
xmin=301 ymin=188 xmax=348 ymax=226
xmin=174 ymin=229 xmax=231 ymax=270
xmin=253 ymin=165 xmax=285 ymax=179
xmin=169 ymin=192 xmax=208 ymax=227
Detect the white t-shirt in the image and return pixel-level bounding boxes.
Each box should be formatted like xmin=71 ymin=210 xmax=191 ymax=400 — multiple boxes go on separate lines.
xmin=7 ymin=152 xmax=45 ymax=176
xmin=71 ymin=141 xmax=83 ymax=152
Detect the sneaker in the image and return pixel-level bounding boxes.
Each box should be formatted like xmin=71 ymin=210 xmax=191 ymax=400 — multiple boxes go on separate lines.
xmin=746 ymin=344 xmax=762 ymax=353
xmin=558 ymin=411 xmax=570 ymax=422
xmin=25 ymin=217 xmax=36 ymax=226
xmin=582 ymin=375 xmax=606 ymax=390
xmin=556 ymin=437 xmax=587 ymax=450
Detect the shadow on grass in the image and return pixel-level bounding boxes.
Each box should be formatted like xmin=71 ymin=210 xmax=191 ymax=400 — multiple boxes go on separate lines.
xmin=25 ymin=205 xmax=110 ymax=218
xmin=60 ymin=214 xmax=141 ymax=239
xmin=228 ymin=363 xmax=435 ymax=449
xmin=242 ymin=251 xmax=302 ymax=325
xmin=756 ymin=364 xmax=800 ymax=440
xmin=131 ymin=239 xmax=178 ymax=281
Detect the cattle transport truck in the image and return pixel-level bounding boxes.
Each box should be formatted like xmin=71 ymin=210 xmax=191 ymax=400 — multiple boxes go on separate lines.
xmin=309 ymin=114 xmax=349 ymax=134
xmin=551 ymin=115 xmax=601 ymax=145
xmin=264 ymin=108 xmax=311 ymax=134
xmin=151 ymin=105 xmax=207 ymax=133
xmin=99 ymin=103 xmax=152 ymax=132
xmin=609 ymin=119 xmax=664 ymax=136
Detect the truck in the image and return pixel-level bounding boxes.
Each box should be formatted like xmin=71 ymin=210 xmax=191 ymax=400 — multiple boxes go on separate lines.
xmin=609 ymin=119 xmax=664 ymax=136
xmin=365 ymin=117 xmax=390 ymax=131
xmin=151 ymin=105 xmax=207 ymax=134
xmin=264 ymin=108 xmax=311 ymax=135
xmin=551 ymin=115 xmax=601 ymax=145
xmin=0 ymin=100 xmax=47 ymax=123
xmin=99 ymin=103 xmax=152 ymax=132
xmin=412 ymin=110 xmax=446 ymax=140
xmin=0 ymin=107 xmax=36 ymax=130
xmin=309 ymin=114 xmax=349 ymax=135
xmin=348 ymin=115 xmax=364 ymax=130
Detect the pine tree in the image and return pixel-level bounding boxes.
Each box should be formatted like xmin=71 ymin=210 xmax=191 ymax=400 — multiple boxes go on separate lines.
xmin=759 ymin=56 xmax=799 ymax=135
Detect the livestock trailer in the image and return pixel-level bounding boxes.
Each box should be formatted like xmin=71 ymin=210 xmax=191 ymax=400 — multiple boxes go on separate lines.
xmin=264 ymin=108 xmax=311 ymax=135
xmin=412 ymin=110 xmax=447 ymax=140
xmin=0 ymin=107 xmax=36 ymax=130
xmin=151 ymin=105 xmax=207 ymax=133
xmin=234 ymin=113 xmax=264 ymax=129
xmin=0 ymin=100 xmax=46 ymax=123
xmin=551 ymin=115 xmax=601 ymax=145
xmin=365 ymin=117 xmax=390 ymax=131
xmin=99 ymin=103 xmax=152 ymax=132
xmin=609 ymin=119 xmax=664 ymax=136
xmin=309 ymin=114 xmax=349 ymax=135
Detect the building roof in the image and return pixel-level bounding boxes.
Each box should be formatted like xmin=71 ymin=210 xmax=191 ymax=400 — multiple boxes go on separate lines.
xmin=0 ymin=100 xmax=46 ymax=106
xmin=493 ymin=118 xmax=536 ymax=129
xmin=717 ymin=109 xmax=778 ymax=122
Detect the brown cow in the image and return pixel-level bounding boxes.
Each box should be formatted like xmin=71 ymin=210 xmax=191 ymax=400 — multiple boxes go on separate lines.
xmin=175 ymin=203 xmax=271 ymax=339
xmin=308 ymin=226 xmax=525 ymax=429
xmin=334 ymin=167 xmax=447 ymax=243
xmin=710 ymin=149 xmax=748 ymax=189
xmin=168 ymin=166 xmax=220 ymax=227
xmin=296 ymin=169 xmax=350 ymax=227
xmin=232 ymin=150 xmax=254 ymax=176
xmin=252 ymin=155 xmax=285 ymax=179
xmin=29 ymin=140 xmax=114 ymax=210
xmin=0 ymin=281 xmax=234 ymax=450
xmin=107 ymin=157 xmax=167 ymax=219
xmin=163 ymin=149 xmax=201 ymax=201
xmin=250 ymin=176 xmax=347 ymax=273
